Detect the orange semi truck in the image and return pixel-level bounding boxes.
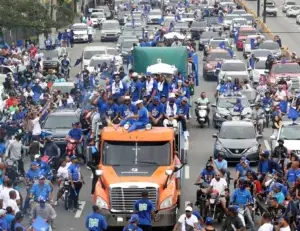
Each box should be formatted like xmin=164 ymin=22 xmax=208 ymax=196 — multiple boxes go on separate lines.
xmin=92 ymin=125 xmax=188 ymax=228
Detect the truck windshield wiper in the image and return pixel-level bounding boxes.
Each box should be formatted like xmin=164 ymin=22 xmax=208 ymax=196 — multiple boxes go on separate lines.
xmin=136 ymin=161 xmax=160 ymax=165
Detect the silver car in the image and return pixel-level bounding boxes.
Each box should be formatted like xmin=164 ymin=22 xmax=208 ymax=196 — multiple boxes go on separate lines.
xmin=101 ymin=20 xmax=121 ymax=41
xmin=258 ymin=40 xmax=282 ymax=58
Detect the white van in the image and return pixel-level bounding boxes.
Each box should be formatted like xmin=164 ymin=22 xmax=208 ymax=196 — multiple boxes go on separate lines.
xmin=82 ymin=46 xmax=108 ymax=69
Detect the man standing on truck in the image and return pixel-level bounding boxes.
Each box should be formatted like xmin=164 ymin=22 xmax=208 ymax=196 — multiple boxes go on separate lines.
xmin=133 ymin=190 xmax=155 ymax=231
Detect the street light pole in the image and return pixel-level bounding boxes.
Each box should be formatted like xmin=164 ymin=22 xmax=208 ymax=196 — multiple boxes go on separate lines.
xmin=257 ymin=0 xmax=260 ymax=18
xmin=263 ymin=0 xmax=267 ymax=23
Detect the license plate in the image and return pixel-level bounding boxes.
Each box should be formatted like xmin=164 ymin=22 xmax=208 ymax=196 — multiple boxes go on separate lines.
xmin=200 ymin=118 xmax=205 ymax=121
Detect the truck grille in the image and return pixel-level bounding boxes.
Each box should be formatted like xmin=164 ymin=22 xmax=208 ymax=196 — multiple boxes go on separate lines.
xmin=110 ymin=186 xmax=158 ymax=212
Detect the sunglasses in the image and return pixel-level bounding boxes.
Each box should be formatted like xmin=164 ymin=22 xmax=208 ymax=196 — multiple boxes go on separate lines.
xmin=216 ymin=175 xmax=221 ymax=177
xmin=185 ymin=211 xmax=191 ymax=213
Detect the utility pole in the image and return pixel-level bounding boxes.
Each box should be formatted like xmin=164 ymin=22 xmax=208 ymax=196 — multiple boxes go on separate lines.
xmin=51 ymin=0 xmax=57 ymax=37
xmin=257 ymin=0 xmax=260 ymax=19
xmin=263 ymin=0 xmax=267 ymax=23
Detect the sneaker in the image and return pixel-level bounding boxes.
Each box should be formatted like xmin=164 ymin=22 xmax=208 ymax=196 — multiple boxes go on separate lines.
xmin=54 ymin=201 xmax=59 ymax=206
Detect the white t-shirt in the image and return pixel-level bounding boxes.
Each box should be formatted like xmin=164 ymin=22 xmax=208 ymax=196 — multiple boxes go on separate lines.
xmin=275 ymin=90 xmax=287 ymax=100
xmin=280 ymin=226 xmax=291 ymax=231
xmin=178 ymin=214 xmax=198 ymax=231
xmin=6 ymin=199 xmax=19 ymax=212
xmin=258 ymin=223 xmax=274 ymax=231
xmin=210 ymin=178 xmax=227 ymax=195
xmin=57 ymin=165 xmax=70 ymax=179
xmin=0 ymin=187 xmax=20 ymax=209
xmin=32 ymin=117 xmax=41 ymax=135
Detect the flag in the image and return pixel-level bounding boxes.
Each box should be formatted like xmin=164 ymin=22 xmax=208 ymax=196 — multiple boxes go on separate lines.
xmin=227 ymin=48 xmax=234 ymax=58
xmin=169 ymin=21 xmax=174 ymax=32
xmin=288 ymin=107 xmax=299 ymax=121
xmin=74 ymin=57 xmax=82 ymax=67
xmin=193 ymin=53 xmax=199 ymax=86
xmin=216 ymin=62 xmax=222 ymax=69
xmin=32 ymin=216 xmax=50 ymax=231
xmin=250 ymin=38 xmax=255 ymax=49
xmin=219 ymin=41 xmax=225 ymax=49
xmin=279 ymin=101 xmax=288 ymax=113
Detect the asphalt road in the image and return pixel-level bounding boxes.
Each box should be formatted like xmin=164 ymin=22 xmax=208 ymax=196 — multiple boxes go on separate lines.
xmin=19 ymin=25 xmax=279 ymax=229
xmin=245 ymin=0 xmax=300 ymax=54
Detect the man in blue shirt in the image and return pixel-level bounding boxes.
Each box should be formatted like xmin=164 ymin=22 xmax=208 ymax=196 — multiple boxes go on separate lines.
xmin=118 ymin=100 xmax=149 ymax=132
xmin=147 ymin=96 xmax=164 ymax=126
xmin=196 ymin=163 xmax=215 ymax=184
xmin=67 ymin=122 xmax=84 ymax=159
xmin=286 ymin=161 xmax=300 ymax=187
xmin=177 ymin=97 xmax=190 ymax=139
xmin=134 ymin=190 xmax=155 ymax=231
xmin=29 ymin=175 xmax=52 ymax=202
xmin=123 ymin=214 xmax=143 ymax=231
xmin=0 ymin=209 xmax=8 ymax=231
xmin=25 ymin=162 xmax=41 ymax=181
xmin=85 ymin=205 xmax=108 ymax=231
xmin=231 ymin=179 xmax=255 ymax=231
xmin=118 ymin=96 xmax=138 ymax=119
xmin=129 ymin=73 xmax=143 ymax=103
xmin=258 ymin=151 xmax=280 ymax=175
xmin=100 ymin=96 xmax=119 ymax=124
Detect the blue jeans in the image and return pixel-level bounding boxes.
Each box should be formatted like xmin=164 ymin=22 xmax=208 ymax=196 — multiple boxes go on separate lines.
xmin=120 ymin=119 xmax=145 ymax=132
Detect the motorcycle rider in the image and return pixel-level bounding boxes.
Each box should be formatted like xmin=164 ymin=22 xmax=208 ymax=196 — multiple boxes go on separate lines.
xmin=251 ymin=103 xmax=264 ymax=134
xmin=272 ymin=139 xmax=287 ymax=163
xmin=43 ymin=136 xmax=61 ymax=170
xmin=208 ymin=172 xmax=228 ymax=212
xmin=221 ymin=205 xmax=245 ymax=231
xmin=231 ymin=179 xmax=256 ymax=231
xmin=258 ymin=212 xmax=273 ymax=231
xmin=60 ymin=55 xmax=70 ymax=77
xmin=262 ymin=92 xmax=272 ymax=108
xmin=195 ymin=162 xmax=216 ymax=184
xmin=234 ymin=160 xmax=252 ymax=188
xmin=66 ymin=122 xmax=85 ymax=163
xmin=195 ymin=92 xmax=210 ymax=120
xmin=54 ymin=159 xmax=71 ymax=206
xmin=256 ymin=81 xmax=268 ymax=103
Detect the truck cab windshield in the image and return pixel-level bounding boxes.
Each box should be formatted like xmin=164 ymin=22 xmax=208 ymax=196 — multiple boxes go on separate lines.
xmin=102 ymin=141 xmax=171 ymax=166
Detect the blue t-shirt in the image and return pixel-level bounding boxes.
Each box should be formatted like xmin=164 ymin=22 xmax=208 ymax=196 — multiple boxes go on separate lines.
xmin=68 ymin=128 xmax=82 ymax=141
xmin=274 ymin=191 xmax=285 ymax=204
xmin=26 ymin=168 xmax=41 ymax=180
xmin=134 ymin=198 xmax=154 ymax=225
xmin=5 ymin=214 xmax=14 ymax=229
xmin=123 ymin=224 xmax=143 ymax=231
xmin=97 ymin=98 xmax=105 ymax=113
xmin=287 ymin=168 xmax=300 ymax=183
xmin=118 ymin=104 xmax=137 ymax=118
xmin=200 ymin=169 xmax=215 ymax=183
xmin=236 ymin=165 xmax=252 ymax=178
xmin=68 ymin=163 xmax=80 ymax=182
xmin=177 ymin=104 xmax=189 ymax=116
xmin=214 ymin=159 xmax=228 ymax=170
xmin=0 ymin=217 xmax=8 ymax=231
xmin=30 ymin=183 xmax=52 ymax=200
xmin=231 ymin=188 xmax=253 ymax=206
xmin=138 ymin=107 xmax=149 ymax=124
xmin=85 ymin=212 xmax=108 ymax=231
xmin=111 ymin=82 xmax=128 ymax=99
xmin=14 ymin=222 xmax=26 ymax=231
xmin=0 ymin=143 xmax=6 ymax=155
xmin=147 ymin=103 xmax=164 ymax=119
xmin=130 ymin=81 xmax=143 ymax=102
xmin=101 ymin=103 xmax=118 ymax=118
xmin=260 ymin=160 xmax=269 ymax=174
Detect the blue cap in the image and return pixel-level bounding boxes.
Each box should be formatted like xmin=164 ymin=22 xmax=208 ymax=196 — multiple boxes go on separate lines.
xmin=38 ymin=196 xmax=46 ymax=202
xmin=146 ymin=72 xmax=151 ymax=76
xmin=244 ymin=160 xmax=249 ymax=165
xmin=192 ymin=211 xmax=201 ymax=220
xmin=39 ymin=175 xmax=45 ymax=180
xmin=31 ymin=161 xmax=39 ymax=166
xmin=263 ymin=150 xmax=270 ymax=156
xmin=153 ymin=96 xmax=160 ymax=101
xmin=160 ymin=94 xmax=166 ymax=98
xmin=274 ymin=183 xmax=282 ymax=189
xmin=70 ymin=155 xmax=78 ymax=160
xmin=229 ymin=205 xmax=239 ymax=213
xmin=205 ymin=217 xmax=213 ymax=225
xmin=129 ymin=214 xmax=139 ymax=223
xmin=241 ymin=156 xmax=246 ymax=161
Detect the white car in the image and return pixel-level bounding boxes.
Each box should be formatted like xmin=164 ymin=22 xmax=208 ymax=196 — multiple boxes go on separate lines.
xmin=265 ymin=1 xmax=278 ymax=17
xmin=296 ymin=14 xmax=300 ymax=24
xmin=286 ymin=5 xmax=300 ymax=17
xmin=223 ymin=14 xmax=239 ymax=29
xmin=230 ymin=18 xmax=248 ymax=32
xmin=231 ymin=9 xmax=247 ymax=14
xmin=71 ymin=23 xmax=95 ymax=43
xmin=258 ymin=40 xmax=282 ymax=58
xmin=250 ymin=58 xmax=267 ymax=83
xmin=90 ymin=12 xmax=106 ymax=27
xmin=271 ymin=121 xmax=300 ymax=156
xmin=87 ymin=54 xmax=115 ymax=73
xmin=282 ymin=0 xmax=296 ymax=12
xmin=250 ymin=49 xmax=273 ymax=59
xmin=82 ymin=46 xmax=107 ymax=68
xmin=243 ymin=35 xmax=266 ymax=58
xmin=147 ymin=9 xmax=162 ymax=24
xmin=218 ymin=59 xmax=249 ymax=81
xmin=179 ymin=13 xmax=195 ymax=22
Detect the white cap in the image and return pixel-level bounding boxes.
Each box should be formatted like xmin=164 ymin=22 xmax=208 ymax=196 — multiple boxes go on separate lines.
xmin=169 ymin=93 xmax=176 ymax=98
xmin=124 ymin=96 xmax=131 ymax=100
xmin=132 ymin=72 xmax=138 ymax=77
xmin=227 ymin=77 xmax=232 ymax=80
xmin=135 ymin=100 xmax=143 ymax=105
xmin=0 ymin=209 xmax=6 ymax=216
xmin=185 ymin=206 xmax=193 ymax=212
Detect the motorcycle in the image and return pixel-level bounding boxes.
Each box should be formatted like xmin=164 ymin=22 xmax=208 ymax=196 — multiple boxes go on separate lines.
xmin=41 ymin=155 xmax=57 ymax=182
xmin=195 ymin=103 xmax=210 ymax=128
xmin=195 ymin=179 xmax=210 ymax=219
xmin=66 ymin=138 xmax=79 ymax=156
xmin=253 ymin=116 xmax=264 ymax=135
xmin=237 ymin=204 xmax=255 ymax=230
xmin=207 ymin=192 xmax=225 ymax=222
xmin=264 ymin=104 xmax=272 ymax=128
xmin=61 ymin=66 xmax=69 ymax=80
xmin=63 ymin=178 xmax=71 ymax=210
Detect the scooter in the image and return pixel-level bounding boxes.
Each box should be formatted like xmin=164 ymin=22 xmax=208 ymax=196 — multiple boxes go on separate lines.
xmin=264 ymin=104 xmax=272 ymax=128
xmin=195 ymin=103 xmax=210 ymax=128
xmin=61 ymin=66 xmax=69 ymax=80
xmin=65 ymin=138 xmax=79 ymax=156
xmin=63 ymin=178 xmax=71 ymax=210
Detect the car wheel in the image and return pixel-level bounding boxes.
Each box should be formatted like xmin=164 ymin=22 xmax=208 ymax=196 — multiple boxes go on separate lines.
xmin=274 ymin=13 xmax=277 ymax=17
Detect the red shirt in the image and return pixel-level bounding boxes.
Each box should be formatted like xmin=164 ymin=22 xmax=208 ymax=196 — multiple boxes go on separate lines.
xmin=6 ymin=98 xmax=17 ymax=108
xmin=253 ymin=180 xmax=263 ymax=193
xmin=29 ymin=47 xmax=37 ymax=58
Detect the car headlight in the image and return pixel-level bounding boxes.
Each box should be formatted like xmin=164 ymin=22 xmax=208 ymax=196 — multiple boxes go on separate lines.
xmin=216 ymin=113 xmax=226 ymax=118
xmin=96 ymin=196 xmax=108 ymax=209
xmin=160 ymin=196 xmax=173 ymax=209
xmin=246 ymin=145 xmax=258 ymax=154
xmin=215 ymin=141 xmax=225 ymax=151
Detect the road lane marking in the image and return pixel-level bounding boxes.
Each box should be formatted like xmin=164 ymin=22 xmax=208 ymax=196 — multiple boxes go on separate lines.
xmin=75 ymin=201 xmax=86 ymax=218
xmin=184 ymin=165 xmax=190 ymax=179
xmin=264 ymin=140 xmax=271 ymax=151
xmin=90 ymin=174 xmax=93 ymax=179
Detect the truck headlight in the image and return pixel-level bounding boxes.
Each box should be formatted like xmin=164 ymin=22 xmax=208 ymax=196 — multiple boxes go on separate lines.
xmin=160 ymin=196 xmax=173 ymax=209
xmin=96 ymin=196 xmax=108 ymax=209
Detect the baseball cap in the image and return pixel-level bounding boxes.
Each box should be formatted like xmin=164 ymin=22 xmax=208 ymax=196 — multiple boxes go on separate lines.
xmin=205 ymin=217 xmax=213 ymax=225
xmin=240 ymin=157 xmax=246 ymax=161
xmin=185 ymin=206 xmax=193 ymax=212
xmin=0 ymin=209 xmax=6 ymax=216
xmin=129 ymin=214 xmax=139 ymax=223
xmin=39 ymin=175 xmax=45 ymax=180
xmin=132 ymin=72 xmax=138 ymax=77
xmin=135 ymin=100 xmax=143 ymax=105
xmin=70 ymin=155 xmax=78 ymax=161
xmin=244 ymin=160 xmax=250 ymax=165
xmin=31 ymin=161 xmax=39 ymax=166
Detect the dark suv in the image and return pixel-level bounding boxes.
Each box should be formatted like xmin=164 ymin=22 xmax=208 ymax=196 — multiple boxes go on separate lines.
xmin=42 ymin=109 xmax=81 ymax=152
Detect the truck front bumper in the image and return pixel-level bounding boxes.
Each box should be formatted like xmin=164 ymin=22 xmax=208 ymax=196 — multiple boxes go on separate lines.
xmin=100 ymin=205 xmax=177 ymax=227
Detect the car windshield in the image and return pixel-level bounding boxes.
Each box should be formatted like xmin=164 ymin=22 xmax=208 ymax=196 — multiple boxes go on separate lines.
xmin=210 ymin=40 xmax=229 ymax=47
xmin=255 ymin=60 xmax=267 ymax=69
xmin=217 ymin=97 xmax=249 ymax=108
xmin=272 ymin=64 xmax=300 ymax=73
xmin=239 ymin=30 xmax=256 ymax=36
xmin=91 ymin=13 xmax=104 ymax=18
xmin=123 ymin=40 xmax=137 ymax=48
xmin=41 ymin=50 xmax=58 ymax=58
xmin=207 ymin=52 xmax=231 ymax=61
xmin=102 ymin=141 xmax=171 ymax=166
xmin=222 ymin=63 xmax=246 ymax=71
xmin=279 ymin=126 xmax=300 ymax=140
xmin=219 ymin=125 xmax=255 ymax=139
xmin=224 ymin=15 xmax=238 ymax=20
xmin=102 ymin=23 xmax=119 ymax=30
xmin=286 ymin=1 xmax=296 ymax=5
xmin=84 ymin=50 xmax=106 ymax=59
xmin=267 ymin=4 xmax=276 ymax=7
xmin=259 ymin=42 xmax=279 ymax=50
xmin=201 ymin=32 xmax=219 ymax=39
xmin=252 ymin=50 xmax=271 ymax=57
xmin=89 ymin=59 xmax=112 ymax=67
xmin=106 ymin=48 xmax=118 ymax=56
xmin=149 ymin=11 xmax=161 ymax=16
xmin=191 ymin=22 xmax=207 ymax=28
xmin=44 ymin=114 xmax=78 ymax=129
xmin=72 ymin=25 xmax=87 ymax=30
